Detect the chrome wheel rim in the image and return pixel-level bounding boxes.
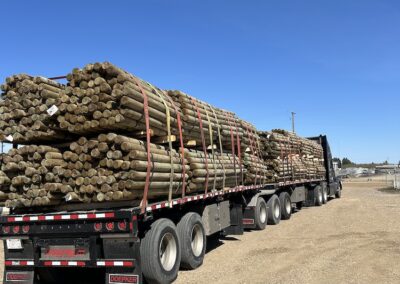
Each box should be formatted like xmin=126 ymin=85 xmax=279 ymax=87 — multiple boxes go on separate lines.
xmin=274 ymin=202 xmax=280 ymax=219
xmin=159 ymin=232 xmax=177 ymax=271
xmin=191 ymin=224 xmax=204 ymax=257
xmin=260 ymin=204 xmax=267 ymax=224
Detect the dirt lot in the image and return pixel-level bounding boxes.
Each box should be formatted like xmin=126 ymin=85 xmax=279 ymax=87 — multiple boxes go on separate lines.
xmin=0 ymin=178 xmax=399 ymax=284
xmin=176 ymin=179 xmax=400 ymax=284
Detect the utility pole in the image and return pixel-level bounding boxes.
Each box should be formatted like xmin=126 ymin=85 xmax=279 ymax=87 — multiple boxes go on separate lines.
xmin=291 ymin=112 xmax=296 ymax=133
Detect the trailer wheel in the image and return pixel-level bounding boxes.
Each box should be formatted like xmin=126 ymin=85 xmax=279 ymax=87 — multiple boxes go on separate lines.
xmin=255 ymin=197 xmax=268 ymax=230
xmin=267 ymin=195 xmax=281 ymax=225
xmin=177 ymin=212 xmax=206 ymax=270
xmin=279 ymin=192 xmax=292 ymax=220
xmin=335 ymin=187 xmax=342 ymax=198
xmin=314 ymin=186 xmax=323 ymax=206
xmin=140 ymin=218 xmax=181 ymax=284
xmin=322 ymin=187 xmax=328 ymax=204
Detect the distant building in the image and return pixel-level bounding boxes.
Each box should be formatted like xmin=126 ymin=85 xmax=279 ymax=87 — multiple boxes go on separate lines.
xmin=375 ymin=165 xmax=400 ymax=174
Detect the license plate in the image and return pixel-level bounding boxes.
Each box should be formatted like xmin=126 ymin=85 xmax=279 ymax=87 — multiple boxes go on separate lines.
xmin=6 ymin=239 xmax=22 ymax=250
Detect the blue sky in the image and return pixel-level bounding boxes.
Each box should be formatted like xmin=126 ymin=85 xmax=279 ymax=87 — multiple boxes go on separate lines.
xmin=0 ymin=0 xmax=399 ymax=163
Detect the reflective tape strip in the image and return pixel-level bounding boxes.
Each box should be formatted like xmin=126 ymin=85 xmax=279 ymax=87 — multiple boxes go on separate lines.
xmin=96 ymin=260 xmax=134 ymax=267
xmin=5 ymin=260 xmax=34 ymax=266
xmin=6 ymin=212 xmax=115 ymax=223
xmin=43 ymin=261 xmax=86 ymax=267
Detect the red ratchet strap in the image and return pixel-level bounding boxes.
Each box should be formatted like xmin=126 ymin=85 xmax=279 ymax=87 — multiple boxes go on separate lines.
xmin=191 ymin=97 xmax=209 ymax=193
xmin=232 ymin=115 xmax=243 ymax=185
xmin=251 ymin=127 xmax=264 ymax=185
xmin=279 ymin=140 xmax=286 ymax=183
xmin=133 ymin=77 xmax=152 ymax=214
xmin=245 ymin=125 xmax=257 ymax=185
xmin=163 ymin=93 xmax=186 ymax=198
xmin=226 ymin=113 xmax=237 ymax=186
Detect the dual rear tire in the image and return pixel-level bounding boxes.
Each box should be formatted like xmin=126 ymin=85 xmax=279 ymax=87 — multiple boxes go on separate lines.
xmin=140 ymin=214 xmax=206 ymax=284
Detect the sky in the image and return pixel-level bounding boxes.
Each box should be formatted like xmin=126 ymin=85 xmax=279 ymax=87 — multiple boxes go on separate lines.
xmin=0 ymin=0 xmax=399 ymax=164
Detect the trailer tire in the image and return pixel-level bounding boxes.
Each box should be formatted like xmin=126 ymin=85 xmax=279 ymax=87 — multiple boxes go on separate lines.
xmin=255 ymin=197 xmax=268 ymax=230
xmin=335 ymin=187 xmax=342 ymax=198
xmin=177 ymin=212 xmax=206 ymax=270
xmin=322 ymin=186 xmax=328 ymax=204
xmin=279 ymin=192 xmax=292 ymax=220
xmin=314 ymin=186 xmax=323 ymax=206
xmin=140 ymin=218 xmax=181 ymax=284
xmin=267 ymin=195 xmax=281 ymax=225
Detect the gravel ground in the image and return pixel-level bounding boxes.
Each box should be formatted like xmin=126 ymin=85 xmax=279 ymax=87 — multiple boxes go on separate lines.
xmin=176 ymin=180 xmax=400 ymax=284
xmin=0 ymin=179 xmax=399 ymax=284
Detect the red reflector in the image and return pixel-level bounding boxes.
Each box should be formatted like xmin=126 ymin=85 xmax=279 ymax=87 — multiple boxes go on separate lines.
xmin=118 ymin=221 xmax=127 ymax=231
xmin=13 ymin=226 xmax=20 ymax=234
xmin=94 ymin=222 xmax=103 ymax=231
xmin=106 ymin=222 xmax=114 ymax=231
xmin=75 ymin=248 xmax=86 ymax=255
xmin=2 ymin=226 xmax=10 ymax=234
xmin=22 ymin=225 xmax=30 ymax=233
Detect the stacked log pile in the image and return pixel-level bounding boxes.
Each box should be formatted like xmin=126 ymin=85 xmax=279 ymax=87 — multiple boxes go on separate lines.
xmin=259 ymin=130 xmax=325 ymax=181
xmin=57 ymin=62 xmax=180 ymax=138
xmin=0 ymin=62 xmax=328 ymax=209
xmin=243 ymin=153 xmax=270 ymax=184
xmin=185 ymin=150 xmax=242 ymax=192
xmin=0 ymin=75 xmax=67 ymax=143
xmin=61 ymin=133 xmax=189 ymax=204
xmin=0 ymin=170 xmax=11 ymax=205
xmin=167 ymin=90 xmax=259 ymax=152
xmin=0 ymin=146 xmax=69 ymax=208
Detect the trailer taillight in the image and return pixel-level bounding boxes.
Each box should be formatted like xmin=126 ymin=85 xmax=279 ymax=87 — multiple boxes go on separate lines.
xmin=94 ymin=222 xmax=103 ymax=232
xmin=22 ymin=225 xmax=30 ymax=233
xmin=12 ymin=226 xmax=20 ymax=234
xmin=106 ymin=222 xmax=114 ymax=231
xmin=2 ymin=226 xmax=10 ymax=234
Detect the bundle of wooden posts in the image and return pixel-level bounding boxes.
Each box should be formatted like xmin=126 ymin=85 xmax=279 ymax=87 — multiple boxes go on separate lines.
xmin=243 ymin=153 xmax=270 ymax=184
xmin=61 ymin=133 xmax=189 ymax=204
xmin=167 ymin=90 xmax=260 ymax=152
xmin=0 ymin=146 xmax=70 ymax=208
xmin=185 ymin=150 xmax=242 ymax=192
xmin=0 ymin=170 xmax=11 ymax=205
xmin=0 ymin=61 xmax=328 ymax=209
xmin=0 ymin=75 xmax=67 ymax=143
xmin=57 ymin=62 xmax=180 ymax=138
xmin=259 ymin=130 xmax=326 ymax=181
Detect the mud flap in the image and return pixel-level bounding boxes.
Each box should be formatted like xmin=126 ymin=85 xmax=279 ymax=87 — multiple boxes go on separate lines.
xmin=222 ymin=203 xmax=244 ymax=236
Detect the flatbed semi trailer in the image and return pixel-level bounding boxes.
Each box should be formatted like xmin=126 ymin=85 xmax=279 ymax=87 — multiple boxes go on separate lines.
xmin=0 ymin=135 xmax=341 ymax=284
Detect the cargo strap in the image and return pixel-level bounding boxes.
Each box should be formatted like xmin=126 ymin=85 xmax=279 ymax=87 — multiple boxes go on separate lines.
xmin=133 ymin=77 xmax=151 ymax=214
xmin=202 ymin=105 xmax=217 ymax=191
xmin=146 ymin=83 xmax=174 ymax=205
xmin=226 ymin=113 xmax=237 ymax=186
xmin=163 ymin=93 xmax=186 ymax=198
xmin=245 ymin=124 xmax=258 ymax=185
xmin=232 ymin=116 xmax=243 ymax=185
xmin=251 ymin=127 xmax=265 ymax=185
xmin=191 ymin=97 xmax=209 ymax=193
xmin=210 ymin=105 xmax=225 ymax=189
xmin=279 ymin=140 xmax=286 ymax=183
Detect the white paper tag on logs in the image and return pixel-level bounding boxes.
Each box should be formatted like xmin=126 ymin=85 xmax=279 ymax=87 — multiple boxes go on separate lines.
xmin=47 ymin=105 xmax=59 ymax=116
xmin=5 ymin=135 xmax=13 ymax=142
